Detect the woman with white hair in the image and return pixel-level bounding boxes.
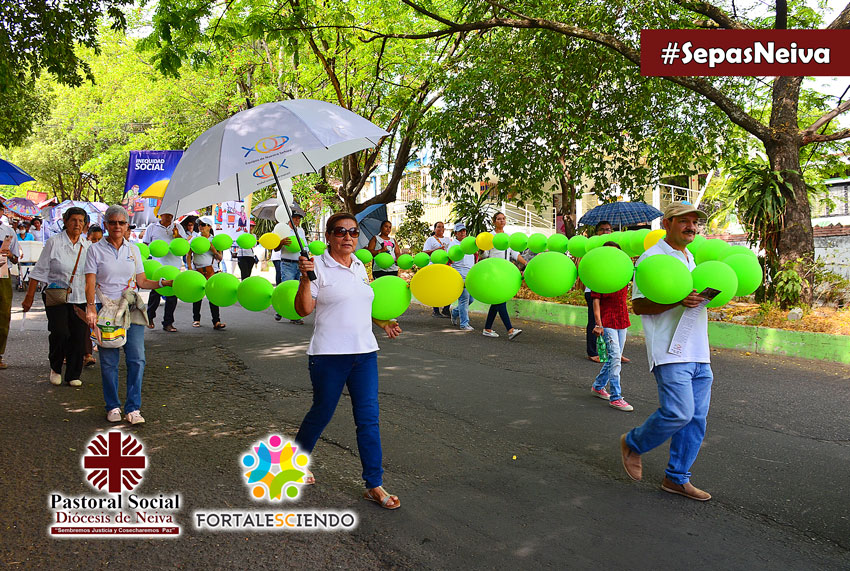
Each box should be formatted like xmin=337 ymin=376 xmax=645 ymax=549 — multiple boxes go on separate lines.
xmin=84 ymin=205 xmax=173 ymax=425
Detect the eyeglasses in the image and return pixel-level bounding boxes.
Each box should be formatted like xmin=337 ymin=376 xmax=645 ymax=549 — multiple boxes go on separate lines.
xmin=106 ymin=220 xmax=128 ymax=226
xmin=330 ymin=227 xmax=360 ymax=238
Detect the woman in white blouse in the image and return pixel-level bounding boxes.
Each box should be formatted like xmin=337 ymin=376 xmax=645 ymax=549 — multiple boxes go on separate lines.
xmin=22 ymin=207 xmax=89 ymax=387
xmin=294 ymin=212 xmax=402 ymax=510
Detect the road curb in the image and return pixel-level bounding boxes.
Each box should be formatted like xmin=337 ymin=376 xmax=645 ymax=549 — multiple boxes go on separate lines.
xmin=463 ymin=298 xmax=850 ymax=364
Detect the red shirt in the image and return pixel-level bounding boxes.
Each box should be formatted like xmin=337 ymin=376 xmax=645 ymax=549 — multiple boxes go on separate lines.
xmin=590 ymin=287 xmax=631 ymax=330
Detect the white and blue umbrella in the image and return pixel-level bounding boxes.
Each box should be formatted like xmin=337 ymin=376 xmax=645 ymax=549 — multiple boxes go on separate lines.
xmin=578 ymin=201 xmax=663 ymax=228
xmin=0 ymin=158 xmax=35 ymax=186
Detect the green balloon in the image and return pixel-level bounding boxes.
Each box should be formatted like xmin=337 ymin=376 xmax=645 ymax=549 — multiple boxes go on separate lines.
xmin=465 ymin=257 xmax=522 ymax=305
xmin=492 ymin=233 xmax=510 ymax=251
xmin=609 ymin=231 xmax=625 ymax=247
xmin=237 ymin=275 xmax=273 ymax=311
xmin=527 ymin=233 xmax=548 ymax=254
xmin=586 ymin=234 xmax=607 ymax=252
xmin=370 ymin=276 xmax=412 ymax=320
xmin=283 ymin=235 xmax=301 ymax=253
xmin=271 ymin=280 xmax=301 ymax=320
xmin=172 ymin=270 xmax=207 ymax=303
xmin=237 ymin=233 xmax=257 ymax=249
xmin=355 ymin=249 xmax=373 ymax=264
xmin=547 ymin=233 xmax=568 ymax=253
xmin=212 ymin=233 xmax=233 ymax=251
xmin=629 ymin=229 xmax=651 ymax=257
xmin=169 ymin=237 xmax=190 ymax=257
xmin=143 ymin=259 xmax=161 ymax=280
xmin=413 ymin=252 xmax=430 ymax=268
xmin=448 ymin=245 xmax=464 ymax=262
xmin=567 ymin=235 xmax=588 ymax=258
xmin=578 ymin=246 xmax=634 ymax=294
xmin=205 ymin=272 xmax=240 ymax=307
xmin=153 ymin=265 xmax=179 ymax=296
xmin=523 ymin=252 xmax=577 ymax=297
xmin=374 ymin=252 xmax=395 ymax=269
xmin=694 ymin=238 xmax=730 ymax=265
xmin=634 ymin=254 xmax=694 ymax=304
xmin=723 ymin=254 xmax=763 ymax=296
xmin=190 ymin=236 xmax=211 ymax=254
xmin=308 ymin=240 xmax=326 ymax=256
xmin=692 ymin=260 xmax=738 ymax=307
xmin=136 ymin=242 xmax=150 ymax=260
xmin=721 ymin=245 xmax=757 ymax=260
xmin=686 ymin=233 xmax=707 ymax=254
xmin=397 ymin=253 xmax=414 ymax=270
xmin=149 ymin=239 xmax=169 ymax=258
xmin=509 ymin=232 xmax=528 ymax=252
xmin=430 ymin=249 xmax=449 ymax=265
xmin=460 ymin=236 xmax=479 ymax=254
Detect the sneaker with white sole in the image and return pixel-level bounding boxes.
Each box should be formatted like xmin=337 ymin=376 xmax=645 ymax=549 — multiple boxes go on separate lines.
xmin=49 ymin=370 xmax=62 ymax=385
xmin=591 ymin=387 xmax=611 ymax=399
xmin=125 ymin=410 xmax=145 ymax=425
xmin=460 ymin=325 xmax=474 ymax=331
xmin=106 ymin=408 xmax=122 ymax=422
xmin=482 ymin=329 xmax=499 ymax=338
xmin=69 ymin=379 xmax=82 ymax=387
xmin=609 ymin=399 xmax=634 ymax=411
xmin=508 ymin=328 xmax=523 ymax=340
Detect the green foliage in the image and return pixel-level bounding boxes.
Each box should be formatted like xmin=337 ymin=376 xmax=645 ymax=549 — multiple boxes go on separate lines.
xmin=774 ymin=263 xmax=802 ymax=309
xmin=449 ymin=190 xmax=499 ymax=236
xmin=395 ymin=199 xmax=430 ymax=252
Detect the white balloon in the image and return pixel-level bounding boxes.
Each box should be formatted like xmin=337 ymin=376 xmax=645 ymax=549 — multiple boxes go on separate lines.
xmin=273 ymin=177 xmax=294 ymax=206
xmin=275 ymin=204 xmax=289 ymax=223
xmin=273 ymin=222 xmax=291 ymax=238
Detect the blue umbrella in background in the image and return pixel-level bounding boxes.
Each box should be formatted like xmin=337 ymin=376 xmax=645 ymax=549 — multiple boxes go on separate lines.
xmin=355 ymin=203 xmax=388 ymax=249
xmin=578 ymin=201 xmax=662 ymax=228
xmin=0 ymin=158 xmax=35 ymax=186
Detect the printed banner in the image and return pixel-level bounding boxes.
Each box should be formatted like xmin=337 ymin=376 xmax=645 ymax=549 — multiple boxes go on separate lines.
xmin=123 ymin=150 xmax=184 ymax=227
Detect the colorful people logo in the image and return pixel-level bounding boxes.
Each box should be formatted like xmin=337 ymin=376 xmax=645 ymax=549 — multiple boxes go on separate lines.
xmin=252 ymin=159 xmax=289 ymax=180
xmin=241 ymin=435 xmax=310 ymax=501
xmin=242 ymin=136 xmax=290 ymax=158
xmin=81 ymin=431 xmax=147 ymax=494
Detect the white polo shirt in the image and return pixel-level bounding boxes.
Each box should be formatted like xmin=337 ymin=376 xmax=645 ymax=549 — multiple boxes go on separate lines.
xmin=423 ymin=235 xmax=450 ymax=253
xmin=143 ymin=222 xmax=187 ymax=268
xmin=307 ymin=252 xmax=379 ymax=356
xmin=448 ymin=238 xmax=474 ymax=278
xmin=84 ymin=238 xmax=144 ymax=299
xmin=632 ymin=239 xmax=710 ymax=371
xmin=29 ymin=232 xmax=90 ymax=304
xmin=0 ymin=225 xmax=20 ymax=271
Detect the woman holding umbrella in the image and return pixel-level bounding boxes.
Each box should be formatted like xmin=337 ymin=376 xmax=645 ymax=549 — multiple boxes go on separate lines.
xmin=294 ymin=212 xmax=402 ymax=510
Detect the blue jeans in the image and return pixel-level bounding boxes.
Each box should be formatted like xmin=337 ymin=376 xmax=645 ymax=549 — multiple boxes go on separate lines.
xmin=593 ymin=328 xmax=627 ymax=401
xmin=295 ymin=352 xmax=383 ymax=489
xmin=451 ymin=288 xmax=473 ymax=328
xmin=626 ymin=362 xmax=713 ymax=484
xmin=485 ymin=302 xmax=512 ymax=331
xmin=272 ymin=260 xmax=282 ymax=285
xmin=279 ymin=260 xmax=301 ymax=282
xmin=99 ymin=323 xmax=146 ymax=414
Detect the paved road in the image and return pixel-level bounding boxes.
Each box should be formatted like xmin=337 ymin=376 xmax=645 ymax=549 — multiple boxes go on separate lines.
xmin=2 ymin=290 xmax=849 ymax=569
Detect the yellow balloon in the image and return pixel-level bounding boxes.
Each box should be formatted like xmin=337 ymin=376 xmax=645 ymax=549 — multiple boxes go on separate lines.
xmin=476 ymin=232 xmax=494 ymax=251
xmin=409 ymin=264 xmax=464 ymax=307
xmin=259 ymin=232 xmax=281 ymax=250
xmin=644 ymin=229 xmax=666 ymax=250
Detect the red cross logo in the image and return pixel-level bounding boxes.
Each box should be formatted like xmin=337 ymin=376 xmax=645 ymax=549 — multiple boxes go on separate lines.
xmin=82 ymin=431 xmax=147 ymax=493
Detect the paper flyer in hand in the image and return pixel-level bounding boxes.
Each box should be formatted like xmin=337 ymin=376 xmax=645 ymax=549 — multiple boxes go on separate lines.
xmin=668 ymin=288 xmax=721 ymax=356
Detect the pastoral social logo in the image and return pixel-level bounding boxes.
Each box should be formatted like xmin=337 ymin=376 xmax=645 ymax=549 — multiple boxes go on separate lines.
xmin=241 ymin=435 xmax=310 ymax=501
xmin=252 ymin=159 xmax=289 ymax=180
xmin=82 ymin=431 xmax=146 ymax=493
xmin=242 ymin=135 xmax=290 ymax=158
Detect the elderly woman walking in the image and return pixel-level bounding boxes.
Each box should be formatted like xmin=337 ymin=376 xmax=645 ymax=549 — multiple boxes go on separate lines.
xmin=294 ymin=212 xmax=403 ymax=510
xmin=84 ymin=205 xmax=173 ymax=425
xmin=22 ymin=206 xmax=90 ymax=387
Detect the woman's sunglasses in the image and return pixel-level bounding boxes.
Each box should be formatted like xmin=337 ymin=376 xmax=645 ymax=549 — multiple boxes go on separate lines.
xmin=330 ymin=227 xmax=360 ymax=237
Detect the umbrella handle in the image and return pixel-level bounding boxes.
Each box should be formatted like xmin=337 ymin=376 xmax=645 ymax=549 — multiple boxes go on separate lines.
xmin=268 ymin=160 xmax=316 ymax=281
xmin=300 ymin=249 xmax=317 ymax=281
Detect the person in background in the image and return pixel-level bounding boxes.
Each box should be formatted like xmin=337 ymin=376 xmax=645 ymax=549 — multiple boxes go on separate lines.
xmin=187 ymin=218 xmax=226 ymax=330
xmin=234 ymin=240 xmax=256 ymax=280
xmin=590 ymin=241 xmax=633 ymax=412
xmin=367 ymin=220 xmax=401 ymax=280
xmin=143 ymin=212 xmax=187 ymax=332
xmin=482 ymin=212 xmax=525 ymax=340
xmin=181 ymin=217 xmax=197 ymax=239
xmin=29 ymin=217 xmax=47 ymax=242
xmin=294 ymin=212 xmax=402 ymax=510
xmin=0 ymin=218 xmax=21 ymax=368
xmin=584 ymin=220 xmax=628 ymax=363
xmin=82 ymin=224 xmax=104 ymax=366
xmin=22 ymin=207 xmax=90 ymax=387
xmin=16 ymin=222 xmax=34 ymax=242
xmin=87 ymin=225 xmax=103 ymax=244
xmin=277 ymin=206 xmax=307 ymax=324
xmin=448 ymin=222 xmax=475 ymax=331
xmin=423 ymin=221 xmax=452 ymax=317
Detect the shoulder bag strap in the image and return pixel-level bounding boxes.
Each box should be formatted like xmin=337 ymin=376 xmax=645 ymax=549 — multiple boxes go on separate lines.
xmin=67 ymin=243 xmax=84 ymax=293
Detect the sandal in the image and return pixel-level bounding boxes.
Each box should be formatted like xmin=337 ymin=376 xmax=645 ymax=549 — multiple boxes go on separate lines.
xmin=83 ymin=355 xmax=96 ymax=367
xmin=146 ymin=322 xmax=155 ymax=329
xmin=192 ymin=321 xmax=201 ymax=327
xmin=163 ymin=325 xmax=178 ymax=332
xmin=363 ymin=486 xmax=400 ymax=510
xmin=621 ymin=356 xmax=631 ymax=363
xmin=213 ymin=322 xmax=226 ymax=330
xmin=303 ymin=470 xmax=315 ymax=485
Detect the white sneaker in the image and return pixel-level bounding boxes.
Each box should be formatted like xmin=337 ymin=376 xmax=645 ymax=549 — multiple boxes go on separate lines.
xmin=69 ymin=379 xmax=82 ymax=387
xmin=49 ymin=370 xmax=62 ymax=385
xmin=508 ymin=329 xmax=523 ymax=340
xmin=125 ymin=410 xmax=145 ymax=425
xmin=460 ymin=325 xmax=474 ymax=331
xmin=106 ymin=408 xmax=122 ymax=422
xmin=482 ymin=329 xmax=499 ymax=338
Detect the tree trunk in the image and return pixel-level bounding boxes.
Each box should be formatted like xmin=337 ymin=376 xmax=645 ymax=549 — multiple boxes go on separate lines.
xmin=557 ymin=174 xmax=577 ymax=238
